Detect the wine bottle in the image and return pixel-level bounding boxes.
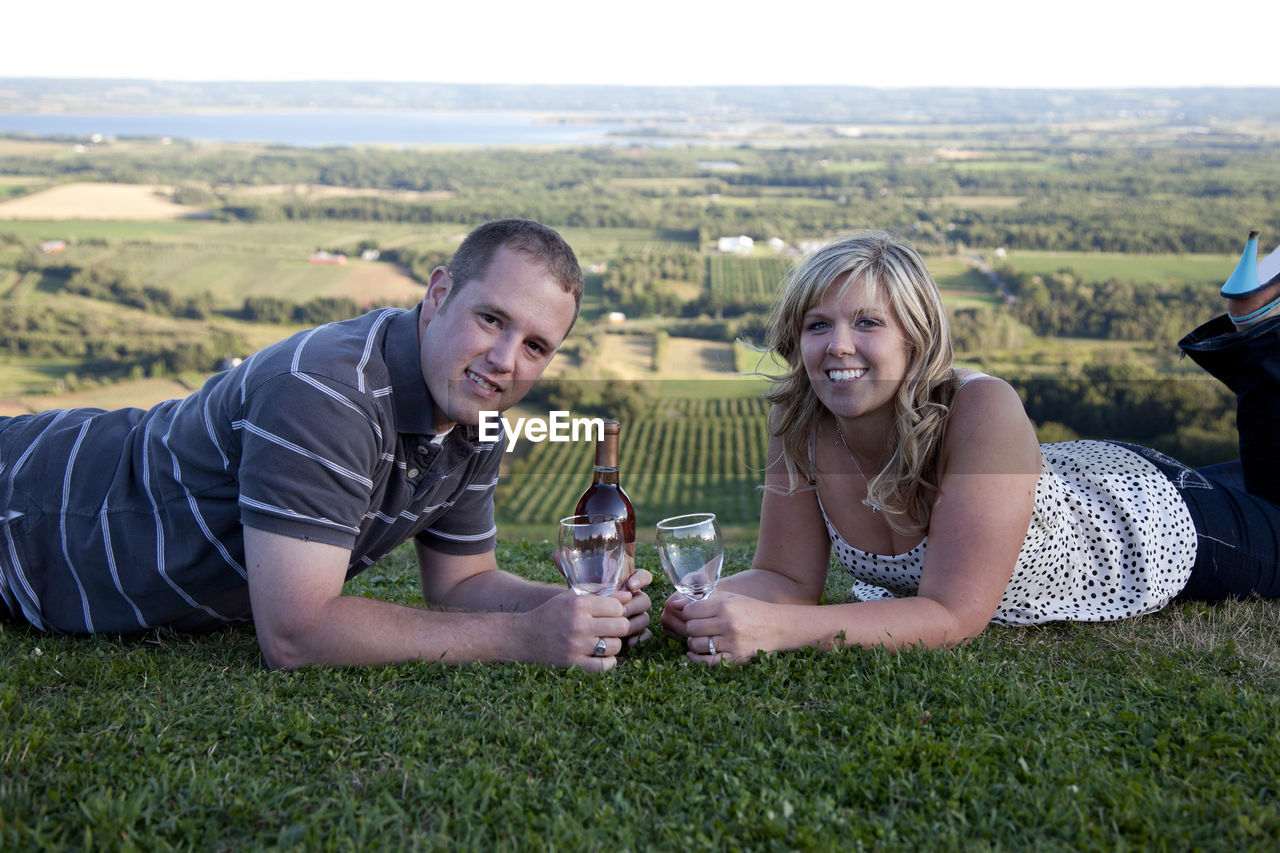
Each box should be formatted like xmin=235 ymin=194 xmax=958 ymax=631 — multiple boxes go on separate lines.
xmin=574 ymin=419 xmax=636 ymax=585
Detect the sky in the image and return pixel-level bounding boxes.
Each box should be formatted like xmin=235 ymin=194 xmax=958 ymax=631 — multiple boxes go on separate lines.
xmin=5 ymin=0 xmax=1280 ymax=89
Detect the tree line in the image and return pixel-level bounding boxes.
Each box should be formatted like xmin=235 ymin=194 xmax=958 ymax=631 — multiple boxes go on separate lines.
xmin=5 ymin=136 xmax=1278 ymax=254
xmin=998 ymin=265 xmax=1221 ymax=342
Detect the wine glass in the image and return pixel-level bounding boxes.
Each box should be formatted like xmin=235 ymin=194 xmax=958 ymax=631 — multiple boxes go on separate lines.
xmin=556 ymin=514 xmax=625 ymax=596
xmin=656 ymin=513 xmax=723 ymax=601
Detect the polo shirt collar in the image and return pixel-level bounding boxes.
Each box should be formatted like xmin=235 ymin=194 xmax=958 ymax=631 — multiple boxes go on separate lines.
xmin=384 ymin=306 xmax=433 ymax=435
xmin=384 ymin=306 xmax=481 ymax=442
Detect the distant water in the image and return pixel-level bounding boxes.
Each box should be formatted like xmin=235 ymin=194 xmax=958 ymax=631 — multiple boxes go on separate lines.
xmin=0 ymin=110 xmax=630 ymax=147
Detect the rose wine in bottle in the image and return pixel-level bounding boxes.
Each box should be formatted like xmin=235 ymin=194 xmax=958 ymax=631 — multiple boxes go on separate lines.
xmin=574 ymin=419 xmax=635 ymax=585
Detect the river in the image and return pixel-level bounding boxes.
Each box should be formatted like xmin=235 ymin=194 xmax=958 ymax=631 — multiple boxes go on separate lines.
xmin=0 ymin=110 xmax=639 ymax=147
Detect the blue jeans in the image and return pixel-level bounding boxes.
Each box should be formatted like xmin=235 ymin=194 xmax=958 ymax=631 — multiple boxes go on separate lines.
xmin=1112 ymin=443 xmax=1280 ymax=600
xmin=0 ymin=415 xmax=12 ymax=622
xmin=1137 ymin=313 xmax=1280 ymax=601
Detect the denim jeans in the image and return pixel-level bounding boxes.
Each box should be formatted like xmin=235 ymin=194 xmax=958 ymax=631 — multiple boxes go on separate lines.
xmin=1112 ymin=442 xmax=1280 ymax=600
xmin=1132 ymin=312 xmax=1280 ymax=601
xmin=0 ymin=415 xmax=12 ymax=622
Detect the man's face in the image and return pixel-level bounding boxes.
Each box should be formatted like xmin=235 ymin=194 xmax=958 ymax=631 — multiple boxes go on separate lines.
xmin=417 ymin=246 xmax=577 ymax=434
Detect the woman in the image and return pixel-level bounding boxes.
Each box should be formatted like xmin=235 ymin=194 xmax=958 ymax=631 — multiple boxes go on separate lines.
xmin=662 ymin=230 xmax=1280 ymax=663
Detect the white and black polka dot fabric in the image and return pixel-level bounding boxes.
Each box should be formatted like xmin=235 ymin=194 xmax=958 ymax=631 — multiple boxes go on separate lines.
xmin=821 ymin=441 xmax=1198 ymax=624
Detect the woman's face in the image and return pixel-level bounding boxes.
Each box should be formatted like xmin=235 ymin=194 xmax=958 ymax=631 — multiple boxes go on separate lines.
xmin=799 ymin=275 xmax=912 ymax=427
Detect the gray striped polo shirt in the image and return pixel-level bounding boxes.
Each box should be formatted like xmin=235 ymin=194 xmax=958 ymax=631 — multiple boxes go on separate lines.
xmin=0 ymin=306 xmax=504 ymax=634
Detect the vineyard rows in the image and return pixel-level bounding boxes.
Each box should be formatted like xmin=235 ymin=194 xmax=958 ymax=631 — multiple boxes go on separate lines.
xmin=707 ymin=256 xmax=791 ymax=310
xmin=496 ymin=398 xmax=771 ymax=530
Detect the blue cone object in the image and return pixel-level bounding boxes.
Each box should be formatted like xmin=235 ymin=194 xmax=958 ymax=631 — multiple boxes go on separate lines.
xmin=1221 ymin=230 xmax=1262 ymax=297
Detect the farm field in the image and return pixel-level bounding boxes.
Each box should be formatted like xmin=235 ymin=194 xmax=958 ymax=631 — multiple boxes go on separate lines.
xmin=0 ymin=182 xmax=210 ymax=220
xmin=928 ymin=258 xmax=1004 ymax=308
xmin=496 ymin=397 xmax=771 ymax=539
xmin=0 ymin=376 xmax=198 ymax=416
xmin=557 ymin=226 xmax=700 ymax=257
xmin=1003 ymin=250 xmax=1239 ymax=285
xmin=708 ymin=254 xmax=791 ymax=311
xmin=0 ymin=288 xmax=314 ymax=406
xmin=574 ymin=333 xmax=739 ymax=381
xmin=0 ymin=216 xmax=788 ymax=414
xmin=106 ymin=245 xmax=426 ymax=307
xmin=226 ymin=183 xmax=454 ymax=202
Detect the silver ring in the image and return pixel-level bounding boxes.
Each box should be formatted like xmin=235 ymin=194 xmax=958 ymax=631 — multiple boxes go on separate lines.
xmin=707 ymin=637 xmax=717 ymax=656
xmin=593 ymin=637 xmax=607 ymax=657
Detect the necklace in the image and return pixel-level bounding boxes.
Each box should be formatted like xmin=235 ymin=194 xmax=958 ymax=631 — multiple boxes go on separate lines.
xmin=834 ymin=423 xmax=882 ymax=513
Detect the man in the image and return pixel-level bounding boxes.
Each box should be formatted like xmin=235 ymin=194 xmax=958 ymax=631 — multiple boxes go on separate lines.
xmin=0 ymin=219 xmax=650 ymax=671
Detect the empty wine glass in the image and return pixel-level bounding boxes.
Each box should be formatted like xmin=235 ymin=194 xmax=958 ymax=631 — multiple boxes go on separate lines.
xmin=656 ymin=512 xmax=723 ymax=601
xmin=557 ymin=514 xmax=625 ymax=596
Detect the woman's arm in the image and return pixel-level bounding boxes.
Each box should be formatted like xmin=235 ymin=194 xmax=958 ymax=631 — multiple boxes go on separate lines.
xmin=676 ymin=378 xmax=1041 ymax=661
xmin=660 ymin=431 xmax=833 ymax=638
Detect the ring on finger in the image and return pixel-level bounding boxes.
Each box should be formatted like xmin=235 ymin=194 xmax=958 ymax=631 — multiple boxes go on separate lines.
xmin=593 ymin=637 xmax=608 ymax=657
xmin=707 ymin=637 xmax=717 ymax=656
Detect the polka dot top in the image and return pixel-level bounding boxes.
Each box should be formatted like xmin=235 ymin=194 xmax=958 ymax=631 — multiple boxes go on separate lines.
xmin=819 ymin=439 xmax=1198 ymax=625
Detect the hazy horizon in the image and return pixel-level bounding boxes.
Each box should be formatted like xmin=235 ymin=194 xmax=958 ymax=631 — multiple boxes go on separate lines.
xmin=5 ymin=1 xmax=1280 ymax=90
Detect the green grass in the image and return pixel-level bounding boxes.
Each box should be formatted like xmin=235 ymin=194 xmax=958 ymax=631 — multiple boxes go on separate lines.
xmin=0 ymin=219 xmax=212 ymax=242
xmin=736 ymin=341 xmax=787 ymax=376
xmin=0 ymin=356 xmax=91 ymax=394
xmin=822 ymin=160 xmax=889 ymax=173
xmin=0 ymin=219 xmax=449 ymax=249
xmin=557 ymin=227 xmax=699 ymax=258
xmin=952 ymin=159 xmax=1065 ymax=173
xmin=932 ymin=263 xmax=1003 ymax=310
xmin=4 ymin=541 xmax=1278 ymax=850
xmin=1004 ymin=251 xmax=1238 ymax=285
xmin=656 ymin=376 xmax=770 ymax=399
xmin=115 ymin=248 xmax=367 ymax=304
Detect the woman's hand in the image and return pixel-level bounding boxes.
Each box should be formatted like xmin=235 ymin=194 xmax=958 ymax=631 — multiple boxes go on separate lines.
xmin=678 ymin=591 xmax=779 ymax=665
xmin=660 ymin=592 xmax=691 ymax=639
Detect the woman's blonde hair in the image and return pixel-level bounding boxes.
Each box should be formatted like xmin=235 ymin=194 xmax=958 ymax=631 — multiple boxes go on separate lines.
xmin=763 ymin=231 xmax=956 ymax=534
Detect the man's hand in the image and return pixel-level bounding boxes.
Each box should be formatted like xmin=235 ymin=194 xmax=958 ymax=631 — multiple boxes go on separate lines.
xmin=513 ymin=569 xmax=652 ymax=668
xmin=617 ymin=569 xmax=654 ymax=646
xmin=517 ymin=591 xmax=629 ymax=670
xmin=245 ymin=529 xmax=650 ymax=670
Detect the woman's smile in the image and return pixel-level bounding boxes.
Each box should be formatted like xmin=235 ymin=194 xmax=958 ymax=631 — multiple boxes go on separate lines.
xmin=801 ymin=275 xmax=910 ymax=423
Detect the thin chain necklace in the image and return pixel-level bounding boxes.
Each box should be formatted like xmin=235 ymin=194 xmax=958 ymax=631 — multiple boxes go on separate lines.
xmin=834 ymin=423 xmax=882 ymax=513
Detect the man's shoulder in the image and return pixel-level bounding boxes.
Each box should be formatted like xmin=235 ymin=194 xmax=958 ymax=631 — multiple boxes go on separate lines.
xmin=242 ymin=308 xmax=405 ymax=393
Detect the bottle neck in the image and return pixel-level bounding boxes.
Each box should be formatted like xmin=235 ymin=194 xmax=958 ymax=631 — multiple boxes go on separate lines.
xmin=594 ymin=424 xmax=620 ymax=472
xmin=592 ymin=466 xmax=620 ymax=485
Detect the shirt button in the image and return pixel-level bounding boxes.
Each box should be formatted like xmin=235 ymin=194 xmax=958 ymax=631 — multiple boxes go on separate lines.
xmin=407 ymin=468 xmax=420 ymax=479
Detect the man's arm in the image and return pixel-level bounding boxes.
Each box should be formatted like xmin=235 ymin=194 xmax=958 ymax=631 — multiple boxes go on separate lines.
xmin=415 ymin=541 xmax=654 ymax=650
xmin=415 ymin=541 xmax=562 ymax=612
xmin=244 ymin=527 xmax=630 ymax=671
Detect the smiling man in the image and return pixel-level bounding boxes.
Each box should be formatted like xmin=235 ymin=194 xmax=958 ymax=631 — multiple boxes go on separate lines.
xmin=0 ymin=219 xmax=650 ymax=671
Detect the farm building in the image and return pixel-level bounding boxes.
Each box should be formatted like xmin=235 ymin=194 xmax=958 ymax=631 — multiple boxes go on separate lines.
xmin=717 ymin=235 xmax=754 ymax=255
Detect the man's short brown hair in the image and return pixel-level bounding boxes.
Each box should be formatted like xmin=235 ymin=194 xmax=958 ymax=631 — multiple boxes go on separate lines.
xmin=445 ymin=219 xmax=583 ymax=319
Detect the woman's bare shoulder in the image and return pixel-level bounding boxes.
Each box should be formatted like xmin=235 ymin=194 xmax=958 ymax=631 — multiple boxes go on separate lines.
xmin=942 ymin=370 xmax=1040 ymax=473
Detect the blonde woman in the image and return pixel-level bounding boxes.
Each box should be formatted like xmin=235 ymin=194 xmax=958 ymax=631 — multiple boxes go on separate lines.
xmin=662 ymin=231 xmax=1280 ymax=663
